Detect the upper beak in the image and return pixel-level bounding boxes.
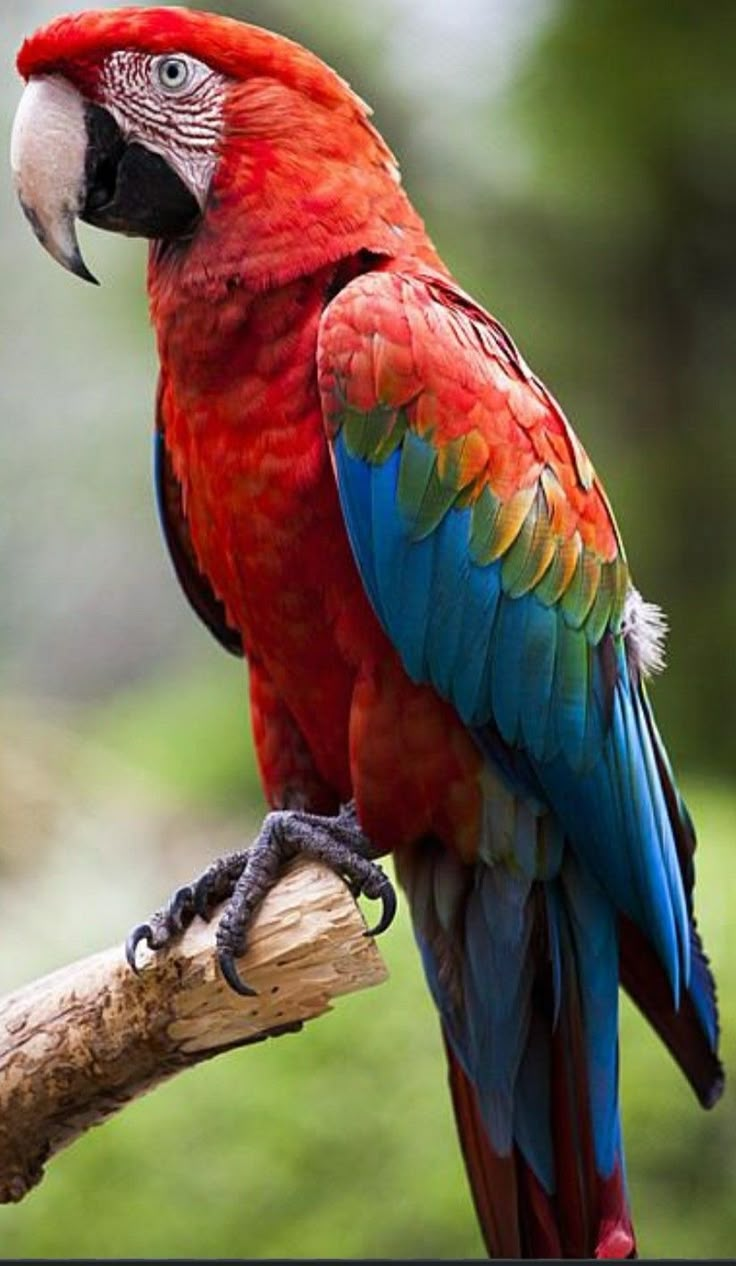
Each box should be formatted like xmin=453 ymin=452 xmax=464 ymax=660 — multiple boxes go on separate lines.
xmin=10 ymin=74 xmax=98 ymax=284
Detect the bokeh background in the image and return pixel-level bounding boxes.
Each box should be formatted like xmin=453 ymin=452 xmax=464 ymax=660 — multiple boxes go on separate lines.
xmin=1 ymin=0 xmax=735 ymax=1256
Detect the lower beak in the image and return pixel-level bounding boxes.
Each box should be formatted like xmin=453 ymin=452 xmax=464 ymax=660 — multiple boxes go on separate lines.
xmin=11 ymin=74 xmax=201 ymax=284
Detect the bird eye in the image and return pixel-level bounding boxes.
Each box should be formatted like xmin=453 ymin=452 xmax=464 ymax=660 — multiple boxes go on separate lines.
xmin=155 ymin=56 xmax=191 ymax=93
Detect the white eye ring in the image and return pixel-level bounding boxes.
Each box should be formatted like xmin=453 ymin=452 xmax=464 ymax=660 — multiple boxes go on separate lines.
xmin=155 ymin=56 xmax=191 ymax=93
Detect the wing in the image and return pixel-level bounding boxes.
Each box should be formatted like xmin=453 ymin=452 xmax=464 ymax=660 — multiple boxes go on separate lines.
xmin=154 ymin=411 xmax=243 ymax=658
xmin=317 ymin=269 xmax=719 ymax=1051
xmin=318 ymin=269 xmax=627 ymax=767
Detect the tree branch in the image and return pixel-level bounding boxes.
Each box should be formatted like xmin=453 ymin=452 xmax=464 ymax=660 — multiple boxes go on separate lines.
xmin=0 ymin=858 xmax=387 ymax=1203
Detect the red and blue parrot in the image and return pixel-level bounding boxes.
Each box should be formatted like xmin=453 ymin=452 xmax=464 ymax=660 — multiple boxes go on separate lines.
xmin=11 ymin=8 xmax=723 ymax=1257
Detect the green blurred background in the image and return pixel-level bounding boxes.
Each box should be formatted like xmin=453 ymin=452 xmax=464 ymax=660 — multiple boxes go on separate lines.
xmin=1 ymin=0 xmax=735 ymax=1256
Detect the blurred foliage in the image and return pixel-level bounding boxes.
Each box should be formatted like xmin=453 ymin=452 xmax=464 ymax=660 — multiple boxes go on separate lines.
xmin=1 ymin=0 xmax=735 ymax=1257
xmin=502 ymin=0 xmax=736 ymax=774
xmin=85 ymin=661 xmax=262 ymax=812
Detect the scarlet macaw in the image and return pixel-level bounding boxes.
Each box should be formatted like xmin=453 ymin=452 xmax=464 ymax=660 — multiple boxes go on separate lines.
xmin=11 ymin=8 xmax=722 ymax=1257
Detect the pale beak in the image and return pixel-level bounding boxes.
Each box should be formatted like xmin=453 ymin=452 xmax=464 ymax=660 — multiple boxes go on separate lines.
xmin=12 ymin=72 xmax=202 ymax=283
xmin=11 ymin=74 xmax=98 ymax=284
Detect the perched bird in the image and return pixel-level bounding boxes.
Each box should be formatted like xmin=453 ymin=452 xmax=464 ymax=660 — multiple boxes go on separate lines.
xmin=11 ymin=7 xmax=723 ymax=1257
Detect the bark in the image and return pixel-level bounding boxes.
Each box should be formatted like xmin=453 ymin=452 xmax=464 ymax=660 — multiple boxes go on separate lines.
xmin=0 ymin=859 xmax=387 ymax=1203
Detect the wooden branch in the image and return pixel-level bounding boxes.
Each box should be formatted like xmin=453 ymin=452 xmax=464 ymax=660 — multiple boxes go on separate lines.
xmin=0 ymin=859 xmax=387 ymax=1204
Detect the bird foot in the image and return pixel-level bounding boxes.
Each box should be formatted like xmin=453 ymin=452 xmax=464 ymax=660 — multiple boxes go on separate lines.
xmin=125 ymin=803 xmax=396 ymax=996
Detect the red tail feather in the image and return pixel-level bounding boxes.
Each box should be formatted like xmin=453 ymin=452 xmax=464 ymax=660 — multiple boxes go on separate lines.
xmin=444 ymin=1033 xmax=522 ymax=1258
xmin=442 ymin=1013 xmax=636 ymax=1259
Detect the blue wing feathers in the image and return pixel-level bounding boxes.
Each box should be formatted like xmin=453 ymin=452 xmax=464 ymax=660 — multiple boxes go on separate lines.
xmin=395 ymin=529 xmax=436 ymax=682
xmin=335 ymin=426 xmax=704 ymax=1021
xmin=490 ymin=596 xmax=530 ymax=747
xmin=581 ymin=648 xmax=610 ymax=771
xmin=618 ymin=678 xmax=683 ymax=1001
xmin=519 ymin=600 xmax=558 ymax=761
xmin=424 ymin=511 xmax=473 ymax=697
xmin=458 ymin=560 xmax=503 ymax=725
xmin=513 ymin=799 xmax=542 ymax=881
xmin=332 ymin=432 xmax=385 ymax=621
xmin=370 ymin=447 xmax=409 ymax=645
xmin=553 ymin=619 xmax=589 ymax=771
xmin=632 ymin=680 xmax=690 ymax=979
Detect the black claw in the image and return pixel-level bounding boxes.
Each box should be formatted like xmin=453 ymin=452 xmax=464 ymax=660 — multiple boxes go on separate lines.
xmin=172 ymin=883 xmax=193 ymax=908
xmin=169 ymin=884 xmax=194 ymax=927
xmin=364 ymin=881 xmax=397 ymax=938
xmin=218 ymin=950 xmax=258 ymax=997
xmin=194 ymin=882 xmax=214 ymax=921
xmin=125 ymin=923 xmax=152 ymax=974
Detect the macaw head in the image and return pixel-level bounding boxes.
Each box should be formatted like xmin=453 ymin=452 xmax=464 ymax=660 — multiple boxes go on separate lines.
xmin=12 ymin=6 xmax=410 ymax=288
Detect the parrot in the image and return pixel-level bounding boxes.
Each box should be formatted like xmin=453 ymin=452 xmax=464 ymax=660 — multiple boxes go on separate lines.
xmin=10 ymin=7 xmax=723 ymax=1258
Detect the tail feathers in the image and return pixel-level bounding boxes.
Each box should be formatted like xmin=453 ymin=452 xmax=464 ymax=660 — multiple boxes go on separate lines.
xmin=545 ymin=862 xmax=634 ymax=1259
xmin=442 ymin=858 xmax=635 ymax=1260
xmin=547 ymin=930 xmax=598 ymax=1257
xmin=516 ymin=1160 xmax=563 ymax=1258
xmin=444 ymin=1035 xmax=635 ymax=1259
xmin=618 ymin=913 xmax=724 ymax=1109
xmin=444 ymin=1033 xmax=522 ymax=1258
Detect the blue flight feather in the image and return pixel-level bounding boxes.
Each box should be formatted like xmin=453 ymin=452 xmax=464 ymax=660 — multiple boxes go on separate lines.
xmin=615 ymin=676 xmax=682 ymax=1003
xmin=332 ymin=432 xmax=386 ymax=624
xmin=424 ymin=509 xmax=472 ymax=697
xmin=490 ymin=596 xmax=530 ymax=746
xmin=553 ymin=617 xmax=589 ymax=772
xmin=453 ymin=552 xmax=503 ymax=725
xmin=519 ymin=598 xmax=558 ymax=761
xmin=370 ymin=446 xmax=410 ymax=640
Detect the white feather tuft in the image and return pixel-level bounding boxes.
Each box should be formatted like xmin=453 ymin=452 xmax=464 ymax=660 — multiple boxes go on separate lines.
xmin=622 ymin=588 xmax=668 ymax=677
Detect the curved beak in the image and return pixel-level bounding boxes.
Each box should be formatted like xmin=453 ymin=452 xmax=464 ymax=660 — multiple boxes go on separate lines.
xmin=11 ymin=74 xmax=201 ymax=285
xmin=10 ymin=75 xmax=98 ymax=284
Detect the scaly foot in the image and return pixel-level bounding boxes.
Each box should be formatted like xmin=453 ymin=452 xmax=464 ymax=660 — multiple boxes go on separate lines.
xmin=125 ymin=803 xmax=396 ymax=995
